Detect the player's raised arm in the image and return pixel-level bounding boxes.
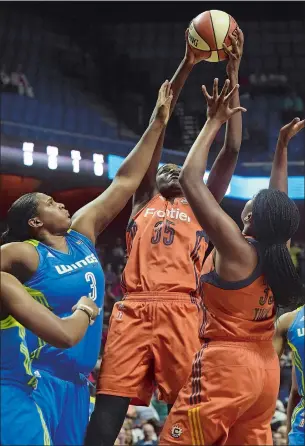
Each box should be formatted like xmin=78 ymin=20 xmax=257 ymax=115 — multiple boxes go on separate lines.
xmin=269 ymin=117 xmax=305 ymax=193
xmin=132 ymin=31 xmax=207 ymax=215
xmin=206 ymin=29 xmax=244 ymax=203
xmin=71 ymin=81 xmax=173 ymax=243
xmin=179 ymin=79 xmax=249 ymax=263
xmin=0 ymin=272 xmax=99 ymax=348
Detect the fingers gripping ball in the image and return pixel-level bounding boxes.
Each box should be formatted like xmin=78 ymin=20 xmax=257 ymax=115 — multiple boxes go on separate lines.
xmin=188 ymin=10 xmax=238 ymax=62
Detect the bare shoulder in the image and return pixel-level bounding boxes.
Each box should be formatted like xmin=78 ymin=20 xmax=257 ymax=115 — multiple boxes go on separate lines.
xmin=276 ymin=310 xmax=298 ymax=334
xmin=1 ymin=242 xmax=39 ymax=280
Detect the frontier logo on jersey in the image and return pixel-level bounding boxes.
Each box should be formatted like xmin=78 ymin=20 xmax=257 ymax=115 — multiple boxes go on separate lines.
xmin=171 ymin=425 xmax=183 ymax=438
xmin=144 ymin=207 xmax=191 ymax=222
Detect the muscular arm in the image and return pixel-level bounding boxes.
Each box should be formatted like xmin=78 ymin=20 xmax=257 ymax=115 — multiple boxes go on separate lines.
xmin=0 ymin=272 xmax=91 ymax=348
xmin=71 ymin=82 xmax=172 ymax=244
xmin=269 ymin=118 xmax=305 ymax=250
xmin=287 ymin=364 xmax=301 ymax=438
xmin=132 ymin=58 xmax=194 ymax=215
xmin=273 ymin=311 xmax=295 ymax=358
xmin=180 ymin=116 xmax=253 ymax=279
xmin=206 ymin=71 xmax=242 ymax=203
xmin=270 ymin=118 xmax=305 ymax=193
xmin=0 ymin=242 xmax=39 ymax=282
xmin=206 ymin=30 xmax=244 ymax=203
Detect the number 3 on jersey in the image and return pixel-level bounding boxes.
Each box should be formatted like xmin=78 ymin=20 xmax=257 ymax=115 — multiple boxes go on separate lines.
xmin=85 ymin=272 xmax=97 ymax=301
xmin=151 ymin=220 xmax=175 ymax=246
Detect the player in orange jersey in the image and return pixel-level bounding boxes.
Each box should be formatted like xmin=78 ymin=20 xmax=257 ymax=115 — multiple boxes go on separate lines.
xmin=159 ymin=79 xmax=305 ymax=445
xmin=86 ymin=31 xmax=245 ymax=446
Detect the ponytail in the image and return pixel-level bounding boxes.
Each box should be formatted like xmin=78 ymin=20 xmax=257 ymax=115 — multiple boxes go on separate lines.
xmin=252 ymin=189 xmax=305 ymax=309
xmin=262 ymin=242 xmax=304 ymax=308
xmin=0 ymin=193 xmax=39 ymax=245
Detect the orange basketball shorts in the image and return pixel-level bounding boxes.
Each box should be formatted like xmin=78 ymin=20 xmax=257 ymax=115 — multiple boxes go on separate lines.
xmin=160 ymin=341 xmax=280 ymax=445
xmin=97 ymin=292 xmax=203 ymax=405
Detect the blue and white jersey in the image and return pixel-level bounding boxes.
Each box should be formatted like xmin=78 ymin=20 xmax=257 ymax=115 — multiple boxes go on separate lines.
xmin=288 ymin=306 xmax=305 ymax=397
xmin=24 ymin=229 xmax=105 ymax=377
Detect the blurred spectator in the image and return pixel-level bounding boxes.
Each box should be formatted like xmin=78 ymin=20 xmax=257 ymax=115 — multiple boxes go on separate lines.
xmin=104 ymin=263 xmax=117 ymax=285
xmin=112 ymin=237 xmax=125 ymax=260
xmin=136 ymin=423 xmax=158 ymax=446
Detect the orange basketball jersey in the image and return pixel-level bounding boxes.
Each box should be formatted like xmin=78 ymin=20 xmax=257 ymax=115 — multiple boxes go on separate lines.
xmin=200 ymin=239 xmax=276 ymax=341
xmin=122 ymin=194 xmax=209 ymax=296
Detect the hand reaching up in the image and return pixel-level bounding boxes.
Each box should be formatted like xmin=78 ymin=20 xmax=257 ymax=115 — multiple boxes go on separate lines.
xmin=202 ymin=78 xmax=247 ymax=124
xmin=154 ymin=80 xmax=174 ymax=125
xmin=223 ymin=28 xmax=244 ymax=77
xmin=278 ymin=117 xmax=305 ymax=146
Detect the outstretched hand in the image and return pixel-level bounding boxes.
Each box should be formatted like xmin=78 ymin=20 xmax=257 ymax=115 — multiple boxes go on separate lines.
xmin=154 ymin=80 xmax=174 ymax=125
xmin=223 ymin=28 xmax=244 ymax=76
xmin=202 ymin=78 xmax=247 ymax=124
xmin=279 ymin=117 xmax=305 ymax=146
xmin=184 ymin=28 xmax=207 ymax=65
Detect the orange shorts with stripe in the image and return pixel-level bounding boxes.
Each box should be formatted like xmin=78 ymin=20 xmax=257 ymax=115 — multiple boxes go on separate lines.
xmin=160 ymin=341 xmax=280 ymax=445
xmin=97 ymin=292 xmax=203 ymax=405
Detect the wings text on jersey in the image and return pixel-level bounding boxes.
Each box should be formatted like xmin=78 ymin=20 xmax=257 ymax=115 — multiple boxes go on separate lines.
xmin=54 ymin=253 xmax=99 ymax=275
xmin=144 ymin=207 xmax=191 ymax=222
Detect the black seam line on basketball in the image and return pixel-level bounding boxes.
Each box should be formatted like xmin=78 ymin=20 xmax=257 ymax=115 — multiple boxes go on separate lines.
xmin=223 ymin=15 xmax=233 ymax=52
xmin=209 ymin=10 xmax=219 ymax=61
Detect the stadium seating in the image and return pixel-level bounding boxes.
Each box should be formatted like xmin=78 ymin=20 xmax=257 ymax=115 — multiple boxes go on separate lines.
xmin=0 ymin=6 xmax=304 ymax=163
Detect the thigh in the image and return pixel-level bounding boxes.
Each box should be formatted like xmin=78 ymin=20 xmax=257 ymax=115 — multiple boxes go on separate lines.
xmin=226 ymin=366 xmax=280 ymax=445
xmin=160 ymin=347 xmax=263 ymax=445
xmin=55 ymin=380 xmax=90 ymax=445
xmin=1 ymin=384 xmax=51 ymax=446
xmin=288 ymin=401 xmax=305 ymax=446
xmin=154 ymin=300 xmax=202 ymax=404
xmin=32 ymin=370 xmax=67 ymax=441
xmin=97 ymin=301 xmax=154 ymax=405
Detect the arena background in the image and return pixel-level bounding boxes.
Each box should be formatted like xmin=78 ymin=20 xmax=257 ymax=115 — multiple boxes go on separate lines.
xmin=0 ymin=1 xmax=304 ymax=444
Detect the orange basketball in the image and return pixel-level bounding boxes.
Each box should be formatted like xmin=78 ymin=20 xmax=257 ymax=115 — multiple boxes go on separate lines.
xmin=188 ymin=10 xmax=238 ymax=62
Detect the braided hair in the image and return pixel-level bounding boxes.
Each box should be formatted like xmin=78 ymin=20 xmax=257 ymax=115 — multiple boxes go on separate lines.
xmin=252 ymin=189 xmax=304 ymax=309
xmin=1 ymin=193 xmax=39 ymax=244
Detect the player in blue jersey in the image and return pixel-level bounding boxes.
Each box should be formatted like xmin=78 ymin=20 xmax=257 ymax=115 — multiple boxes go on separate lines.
xmin=0 ymin=271 xmax=99 ymax=445
xmin=0 ymin=81 xmax=173 ymax=445
xmin=273 ymin=305 xmax=305 ymax=445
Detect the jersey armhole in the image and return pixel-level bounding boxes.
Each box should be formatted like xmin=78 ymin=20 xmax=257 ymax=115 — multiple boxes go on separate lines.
xmin=67 ymin=229 xmax=96 ymax=252
xmin=23 ymin=240 xmax=44 ymax=274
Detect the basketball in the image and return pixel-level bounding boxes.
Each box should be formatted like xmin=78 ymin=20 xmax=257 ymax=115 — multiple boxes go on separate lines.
xmin=188 ymin=10 xmax=238 ymax=62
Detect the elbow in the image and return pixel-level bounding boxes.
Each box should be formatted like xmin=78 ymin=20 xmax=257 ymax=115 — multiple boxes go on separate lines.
xmin=55 ymin=333 xmax=78 ymax=349
xmin=179 ymin=166 xmax=198 ymax=191
xmin=61 ymin=333 xmax=80 ymax=349
xmin=179 ymin=167 xmax=190 ymax=189
xmin=222 ymin=144 xmax=240 ymax=156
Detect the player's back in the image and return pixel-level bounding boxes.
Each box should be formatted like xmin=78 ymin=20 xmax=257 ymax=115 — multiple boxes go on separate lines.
xmin=200 ymin=238 xmax=276 ymax=341
xmin=0 ymin=315 xmax=36 ymax=389
xmin=287 ymin=306 xmax=305 ymax=397
xmin=24 ymin=229 xmax=105 ymax=377
xmin=122 ymin=194 xmax=208 ymax=295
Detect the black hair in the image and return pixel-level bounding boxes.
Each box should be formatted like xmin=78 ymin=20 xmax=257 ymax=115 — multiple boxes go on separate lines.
xmin=252 ymin=189 xmax=304 ymax=309
xmin=1 ymin=192 xmax=39 ymax=244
